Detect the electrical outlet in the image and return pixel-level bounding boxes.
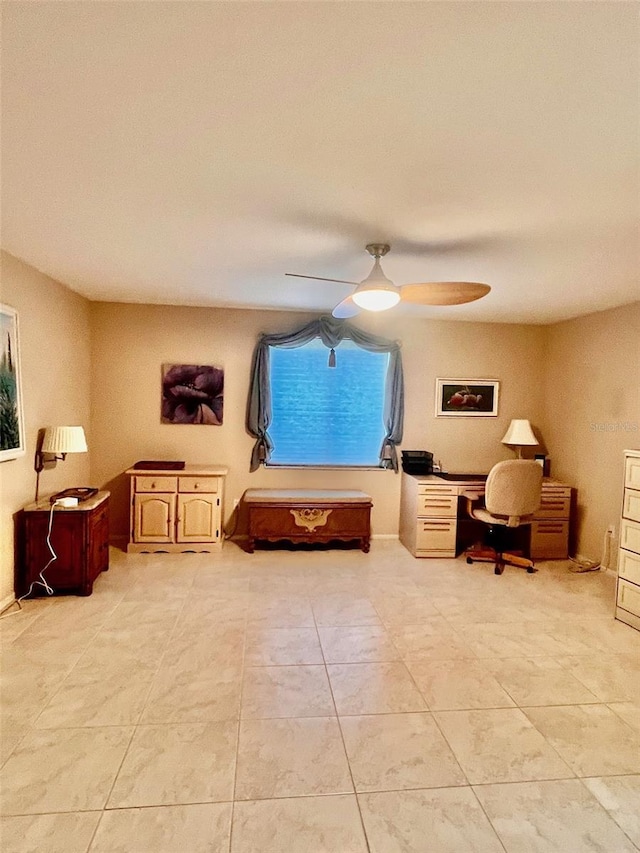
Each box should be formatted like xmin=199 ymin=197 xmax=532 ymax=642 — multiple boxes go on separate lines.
xmin=607 ymin=524 xmax=616 ymax=539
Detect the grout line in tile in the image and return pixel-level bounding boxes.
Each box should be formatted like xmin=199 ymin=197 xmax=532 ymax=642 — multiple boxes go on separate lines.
xmin=228 ymin=594 xmax=248 ymax=853
xmin=315 ymin=601 xmax=371 ymax=853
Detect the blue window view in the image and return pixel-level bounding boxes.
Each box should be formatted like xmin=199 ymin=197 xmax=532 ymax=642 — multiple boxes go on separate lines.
xmin=268 ymin=339 xmax=389 ymax=466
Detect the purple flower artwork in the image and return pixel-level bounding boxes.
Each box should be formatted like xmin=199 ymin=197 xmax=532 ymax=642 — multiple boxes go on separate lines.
xmin=162 ymin=364 xmax=224 ymax=425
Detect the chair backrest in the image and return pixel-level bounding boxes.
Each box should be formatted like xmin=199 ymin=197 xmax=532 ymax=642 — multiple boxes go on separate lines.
xmin=485 ymin=460 xmax=543 ymax=522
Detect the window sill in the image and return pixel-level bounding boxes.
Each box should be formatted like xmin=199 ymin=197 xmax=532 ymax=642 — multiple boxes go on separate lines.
xmin=264 ymin=464 xmax=391 ymax=471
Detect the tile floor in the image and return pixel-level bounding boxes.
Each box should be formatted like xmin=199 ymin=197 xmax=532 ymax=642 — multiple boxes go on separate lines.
xmin=1 ymin=540 xmax=639 ymax=852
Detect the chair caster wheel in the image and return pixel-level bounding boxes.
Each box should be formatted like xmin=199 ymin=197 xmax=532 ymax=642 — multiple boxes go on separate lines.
xmin=466 ymin=557 xmax=473 ymax=564
xmin=527 ymin=566 xmax=535 ymax=573
xmin=495 ymin=565 xmax=504 ymax=575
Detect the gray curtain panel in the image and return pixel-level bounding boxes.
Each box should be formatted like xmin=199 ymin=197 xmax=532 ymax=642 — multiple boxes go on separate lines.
xmin=246 ymin=315 xmax=404 ymax=471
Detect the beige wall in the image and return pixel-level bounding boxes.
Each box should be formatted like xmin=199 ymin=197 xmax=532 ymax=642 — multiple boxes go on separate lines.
xmin=543 ymin=302 xmax=640 ymax=562
xmin=4 ymin=251 xmax=634 ymax=601
xmin=89 ymin=302 xmax=547 ymax=543
xmin=0 ymin=252 xmax=91 ymax=606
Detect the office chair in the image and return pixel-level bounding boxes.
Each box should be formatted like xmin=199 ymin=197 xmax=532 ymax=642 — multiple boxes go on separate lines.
xmin=464 ymin=460 xmax=543 ymax=575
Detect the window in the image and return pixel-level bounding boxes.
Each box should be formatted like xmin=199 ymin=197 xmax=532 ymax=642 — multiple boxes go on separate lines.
xmin=267 ymin=339 xmax=389 ymax=467
xmin=247 ymin=316 xmax=404 ymax=472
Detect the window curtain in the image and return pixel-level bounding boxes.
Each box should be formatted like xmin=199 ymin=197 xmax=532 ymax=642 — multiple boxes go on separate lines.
xmin=247 ymin=315 xmax=404 ymax=471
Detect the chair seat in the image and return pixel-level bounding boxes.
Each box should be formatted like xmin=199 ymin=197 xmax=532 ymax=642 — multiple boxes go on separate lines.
xmin=470 ymin=507 xmax=535 ymax=527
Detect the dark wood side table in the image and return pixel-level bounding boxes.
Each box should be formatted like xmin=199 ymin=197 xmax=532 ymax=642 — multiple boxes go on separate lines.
xmin=18 ymin=491 xmax=110 ymax=597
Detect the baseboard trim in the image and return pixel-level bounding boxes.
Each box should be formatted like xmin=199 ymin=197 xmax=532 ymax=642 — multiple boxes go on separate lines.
xmin=1 ymin=593 xmax=17 ymax=615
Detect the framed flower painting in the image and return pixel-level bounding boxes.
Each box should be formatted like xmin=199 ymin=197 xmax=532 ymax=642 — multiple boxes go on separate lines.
xmin=162 ymin=364 xmax=224 ymax=424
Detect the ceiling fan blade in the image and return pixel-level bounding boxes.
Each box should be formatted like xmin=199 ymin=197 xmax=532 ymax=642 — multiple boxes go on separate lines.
xmin=286 ymin=273 xmax=359 ymax=286
xmin=400 ymin=282 xmax=491 ymax=306
xmin=332 ymin=295 xmax=361 ymax=319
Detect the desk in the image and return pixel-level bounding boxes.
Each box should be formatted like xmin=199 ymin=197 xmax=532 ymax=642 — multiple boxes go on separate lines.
xmin=399 ymin=473 xmax=571 ymax=559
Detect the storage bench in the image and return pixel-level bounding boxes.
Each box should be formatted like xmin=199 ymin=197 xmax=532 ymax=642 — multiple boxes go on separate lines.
xmin=243 ymin=489 xmax=372 ymax=553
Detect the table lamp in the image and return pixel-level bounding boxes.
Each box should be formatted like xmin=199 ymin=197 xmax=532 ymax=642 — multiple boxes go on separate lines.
xmin=34 ymin=426 xmax=88 ymax=501
xmin=501 ymin=419 xmax=538 ymax=458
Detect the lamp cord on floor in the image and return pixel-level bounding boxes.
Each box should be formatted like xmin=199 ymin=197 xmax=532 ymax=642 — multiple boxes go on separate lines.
xmin=0 ymin=502 xmax=59 ymax=620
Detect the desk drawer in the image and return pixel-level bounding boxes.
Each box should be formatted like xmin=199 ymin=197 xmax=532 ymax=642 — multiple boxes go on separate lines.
xmin=622 ymin=489 xmax=640 ymax=524
xmin=179 ymin=476 xmax=219 ymax=494
xmin=617 ymin=578 xmax=640 ymax=618
xmin=417 ymin=484 xmax=457 ymax=498
xmin=416 ymin=519 xmax=456 ymax=552
xmin=417 ymin=494 xmax=458 ymax=517
xmin=618 ymin=549 xmax=640 ymax=585
xmin=135 ymin=476 xmax=177 ymax=493
xmin=537 ymin=493 xmax=571 ymax=519
xmin=530 ymin=520 xmax=569 ymax=559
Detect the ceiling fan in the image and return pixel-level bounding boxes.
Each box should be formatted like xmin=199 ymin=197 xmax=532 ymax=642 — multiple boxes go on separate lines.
xmin=286 ymin=243 xmax=491 ymax=318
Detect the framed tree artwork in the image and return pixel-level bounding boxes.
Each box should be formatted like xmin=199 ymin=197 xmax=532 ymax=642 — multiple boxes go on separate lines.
xmin=435 ymin=378 xmax=499 ymax=417
xmin=0 ymin=304 xmax=25 ymax=461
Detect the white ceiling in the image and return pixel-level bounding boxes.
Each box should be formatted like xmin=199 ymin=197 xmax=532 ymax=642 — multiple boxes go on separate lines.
xmin=1 ymin=2 xmax=638 ymax=324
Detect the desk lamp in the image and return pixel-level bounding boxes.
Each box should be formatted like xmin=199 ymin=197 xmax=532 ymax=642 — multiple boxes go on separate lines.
xmin=501 ymin=419 xmax=538 ymax=459
xmin=34 ymin=426 xmax=88 ymax=501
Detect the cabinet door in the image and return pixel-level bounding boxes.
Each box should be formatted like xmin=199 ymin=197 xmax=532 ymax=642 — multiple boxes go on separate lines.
xmin=23 ymin=511 xmax=85 ymax=593
xmin=134 ymin=494 xmax=174 ymax=542
xmin=176 ymin=494 xmax=219 ymax=543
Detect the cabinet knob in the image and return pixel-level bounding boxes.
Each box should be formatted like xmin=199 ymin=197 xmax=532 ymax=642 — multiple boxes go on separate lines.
xmin=151 ymin=482 xmax=156 ymax=489
xmin=194 ymin=484 xmax=199 ymax=489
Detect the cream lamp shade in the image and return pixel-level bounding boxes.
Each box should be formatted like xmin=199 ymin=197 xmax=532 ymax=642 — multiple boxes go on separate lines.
xmin=501 ymin=419 xmax=538 ymax=458
xmin=34 ymin=426 xmax=89 ymax=501
xmin=41 ymin=426 xmax=88 ymax=455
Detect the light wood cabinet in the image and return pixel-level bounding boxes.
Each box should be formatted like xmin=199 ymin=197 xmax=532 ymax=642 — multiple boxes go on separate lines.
xmin=616 ymin=449 xmax=640 ymax=631
xmin=400 ymin=473 xmax=572 ymax=559
xmin=126 ymin=466 xmax=227 ymax=553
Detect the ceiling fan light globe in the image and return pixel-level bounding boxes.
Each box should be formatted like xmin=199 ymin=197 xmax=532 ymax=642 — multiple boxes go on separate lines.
xmin=352 ymin=288 xmax=401 ymax=311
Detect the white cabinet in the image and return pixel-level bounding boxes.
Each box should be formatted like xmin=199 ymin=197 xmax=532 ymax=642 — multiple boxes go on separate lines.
xmin=126 ymin=466 xmax=228 ymax=553
xmin=616 ymin=450 xmax=640 ymax=631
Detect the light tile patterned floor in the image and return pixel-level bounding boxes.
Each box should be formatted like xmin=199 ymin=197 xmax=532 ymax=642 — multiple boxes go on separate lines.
xmin=1 ymin=541 xmax=639 ymax=852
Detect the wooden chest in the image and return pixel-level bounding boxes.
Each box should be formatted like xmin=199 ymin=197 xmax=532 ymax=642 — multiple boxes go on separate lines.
xmin=244 ymin=489 xmax=372 ymax=553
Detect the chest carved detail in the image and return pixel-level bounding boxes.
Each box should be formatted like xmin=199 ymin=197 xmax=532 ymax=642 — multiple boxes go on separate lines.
xmin=290 ymin=508 xmax=332 ymax=531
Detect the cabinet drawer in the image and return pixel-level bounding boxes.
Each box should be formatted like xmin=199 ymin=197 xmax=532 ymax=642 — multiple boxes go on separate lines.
xmin=537 ymin=493 xmax=571 ymax=518
xmin=620 ymin=518 xmax=640 ymax=554
xmin=178 ymin=476 xmax=219 ymax=494
xmin=415 ymin=519 xmax=456 ymax=551
xmin=623 ymin=489 xmax=640 ymax=523
xmin=618 ymin=549 xmax=640 ymax=585
xmin=617 ymin=578 xmax=640 ymax=618
xmin=417 ymin=494 xmax=458 ymax=517
xmin=625 ymin=455 xmax=640 ymax=491
xmin=530 ymin=520 xmax=569 ymax=559
xmin=135 ymin=476 xmax=177 ymax=493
